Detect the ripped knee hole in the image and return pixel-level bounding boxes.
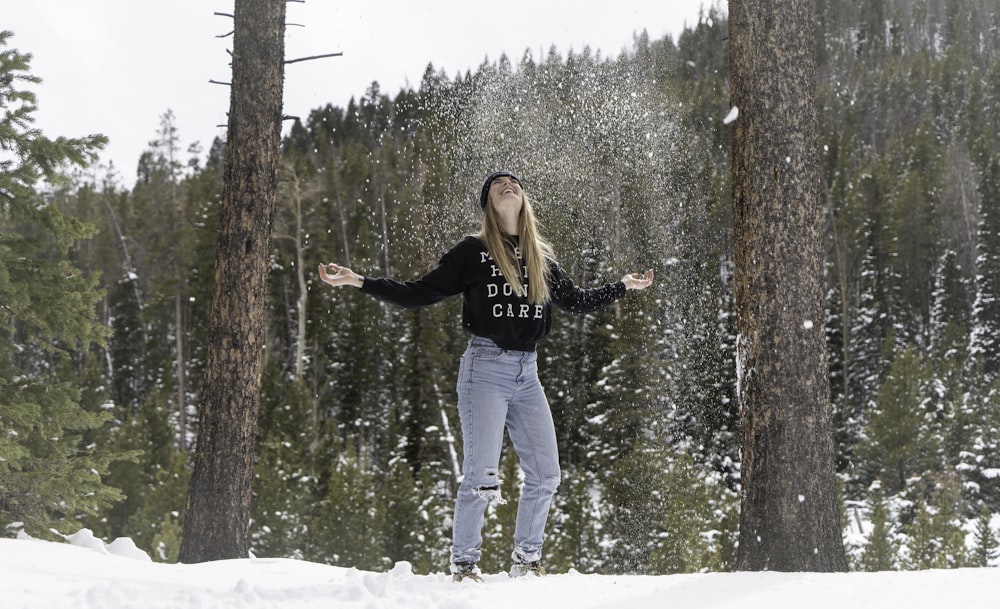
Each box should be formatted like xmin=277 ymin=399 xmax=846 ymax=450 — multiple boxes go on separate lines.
xmin=472 ymin=484 xmax=508 ymax=505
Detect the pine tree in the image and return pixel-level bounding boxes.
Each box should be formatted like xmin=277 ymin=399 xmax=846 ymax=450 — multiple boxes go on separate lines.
xmin=970 ymin=156 xmax=1000 ymax=374
xmin=98 ymin=386 xmax=186 ymax=552
xmin=602 ymin=442 xmax=735 ymax=575
xmin=316 ymin=441 xmax=386 ymax=570
xmin=646 ymin=450 xmax=737 ymax=574
xmin=927 ymin=474 xmax=971 ymax=569
xmin=0 ymin=30 xmax=136 ymax=536
xmin=129 ymin=110 xmax=196 ymax=453
xmin=858 ymin=486 xmax=899 ymax=571
xmin=855 ymin=348 xmax=929 ymax=494
xmin=904 ymin=477 xmax=969 ymax=570
xmin=970 ymin=506 xmax=999 ymax=567
xmin=905 ymin=501 xmax=939 ymax=570
xmin=967 ymin=51 xmax=1000 ymax=375
xmin=125 ymin=447 xmax=189 ymax=562
xmin=150 ymin=510 xmax=184 ymax=563
xmin=108 ymin=274 xmax=149 ymax=418
xmin=543 ymin=285 xmax=618 ymax=470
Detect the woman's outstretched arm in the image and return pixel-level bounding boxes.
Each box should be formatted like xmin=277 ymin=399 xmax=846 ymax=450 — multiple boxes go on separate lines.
xmin=318 ymin=237 xmax=469 ymax=309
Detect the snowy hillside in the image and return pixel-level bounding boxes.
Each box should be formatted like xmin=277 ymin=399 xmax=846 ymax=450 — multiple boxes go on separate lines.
xmin=3 ymin=531 xmax=997 ymax=609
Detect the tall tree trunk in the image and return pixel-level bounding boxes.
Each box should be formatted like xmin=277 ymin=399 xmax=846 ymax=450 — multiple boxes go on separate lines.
xmin=178 ymin=0 xmax=286 ymax=563
xmin=729 ymin=0 xmax=847 ymax=571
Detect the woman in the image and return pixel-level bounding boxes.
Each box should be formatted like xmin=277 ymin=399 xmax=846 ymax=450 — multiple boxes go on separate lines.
xmin=318 ymin=170 xmax=654 ymax=580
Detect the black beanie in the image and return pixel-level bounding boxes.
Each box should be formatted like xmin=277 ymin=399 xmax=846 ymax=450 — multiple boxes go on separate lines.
xmin=479 ymin=171 xmax=521 ymax=210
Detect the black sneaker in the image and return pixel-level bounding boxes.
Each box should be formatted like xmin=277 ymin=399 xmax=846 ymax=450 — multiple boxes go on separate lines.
xmin=509 ymin=559 xmax=545 ymax=578
xmin=451 ymin=561 xmax=483 ymax=583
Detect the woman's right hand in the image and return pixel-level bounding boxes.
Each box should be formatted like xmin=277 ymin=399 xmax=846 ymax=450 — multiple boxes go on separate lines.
xmin=318 ymin=263 xmax=364 ymax=288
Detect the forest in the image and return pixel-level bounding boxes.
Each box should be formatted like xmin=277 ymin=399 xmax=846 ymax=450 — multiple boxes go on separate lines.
xmin=2 ymin=0 xmax=1000 ymax=573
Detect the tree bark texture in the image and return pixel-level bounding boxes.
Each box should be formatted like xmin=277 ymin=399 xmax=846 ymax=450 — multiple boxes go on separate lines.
xmin=179 ymin=0 xmax=286 ymax=563
xmin=729 ymin=0 xmax=848 ymax=571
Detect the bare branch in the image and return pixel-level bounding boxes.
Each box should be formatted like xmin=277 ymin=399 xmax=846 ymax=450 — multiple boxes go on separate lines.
xmin=285 ymin=51 xmax=343 ymax=65
xmin=282 ymin=115 xmax=300 ymax=122
xmin=209 ymin=80 xmax=232 ymax=86
xmin=215 ymin=11 xmax=235 ymax=38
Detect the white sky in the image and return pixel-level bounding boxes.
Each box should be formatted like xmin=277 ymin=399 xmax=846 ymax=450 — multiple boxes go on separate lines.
xmin=6 ymin=1 xmax=714 ymax=187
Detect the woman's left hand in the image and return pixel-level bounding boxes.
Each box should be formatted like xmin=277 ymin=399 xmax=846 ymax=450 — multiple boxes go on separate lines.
xmin=622 ymin=269 xmax=654 ymax=291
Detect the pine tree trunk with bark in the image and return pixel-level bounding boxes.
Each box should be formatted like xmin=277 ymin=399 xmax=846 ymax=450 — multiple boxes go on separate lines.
xmin=729 ymin=0 xmax=848 ymax=571
xmin=178 ymin=0 xmax=286 ymax=563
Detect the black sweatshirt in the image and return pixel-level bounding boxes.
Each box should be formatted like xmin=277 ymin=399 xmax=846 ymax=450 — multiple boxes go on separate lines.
xmin=360 ymin=235 xmax=626 ymax=351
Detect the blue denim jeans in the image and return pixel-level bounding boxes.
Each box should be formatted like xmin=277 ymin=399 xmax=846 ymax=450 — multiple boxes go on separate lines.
xmin=451 ymin=337 xmax=561 ymax=566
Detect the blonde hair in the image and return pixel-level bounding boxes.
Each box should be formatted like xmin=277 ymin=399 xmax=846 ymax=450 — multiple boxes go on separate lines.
xmin=478 ymin=192 xmax=554 ymax=305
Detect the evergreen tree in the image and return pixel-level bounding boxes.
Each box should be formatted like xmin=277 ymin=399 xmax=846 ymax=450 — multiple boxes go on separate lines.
xmin=98 ymin=386 xmax=186 ymax=553
xmin=0 ymin=31 xmax=138 ymax=536
xmin=128 ymin=110 xmax=197 ymax=453
xmin=970 ymin=506 xmax=999 ymax=567
xmin=904 ymin=476 xmax=969 ymax=570
xmin=928 ymin=474 xmax=971 ymax=569
xmin=603 ymin=442 xmax=734 ymax=574
xmin=108 ymin=274 xmax=149 ymax=418
xmin=858 ymin=485 xmax=900 ymax=571
xmin=970 ymin=156 xmax=1000 ymax=374
xmin=124 ymin=446 xmax=189 ymax=562
xmin=646 ymin=450 xmax=737 ymax=574
xmin=855 ymin=348 xmax=930 ymax=494
xmin=316 ymin=441 xmax=386 ymax=570
xmin=963 ymin=375 xmax=1000 ymax=511
xmin=904 ymin=501 xmax=939 ymax=570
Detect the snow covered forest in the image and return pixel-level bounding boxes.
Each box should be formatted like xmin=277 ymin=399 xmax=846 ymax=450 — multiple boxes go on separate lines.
xmin=4 ymin=0 xmax=1000 ymax=573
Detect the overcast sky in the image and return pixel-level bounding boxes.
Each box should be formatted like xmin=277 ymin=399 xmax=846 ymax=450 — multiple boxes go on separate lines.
xmin=6 ymin=1 xmax=715 ymax=187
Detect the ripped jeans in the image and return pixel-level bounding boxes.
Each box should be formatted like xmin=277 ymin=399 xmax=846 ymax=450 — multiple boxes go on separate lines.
xmin=451 ymin=337 xmax=561 ymax=566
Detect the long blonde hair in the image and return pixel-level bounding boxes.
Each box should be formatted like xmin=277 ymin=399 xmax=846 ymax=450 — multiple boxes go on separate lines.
xmin=478 ymin=192 xmax=554 ymax=305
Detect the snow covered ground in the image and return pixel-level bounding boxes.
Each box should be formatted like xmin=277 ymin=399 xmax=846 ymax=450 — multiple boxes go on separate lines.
xmin=4 ymin=530 xmax=997 ymax=609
